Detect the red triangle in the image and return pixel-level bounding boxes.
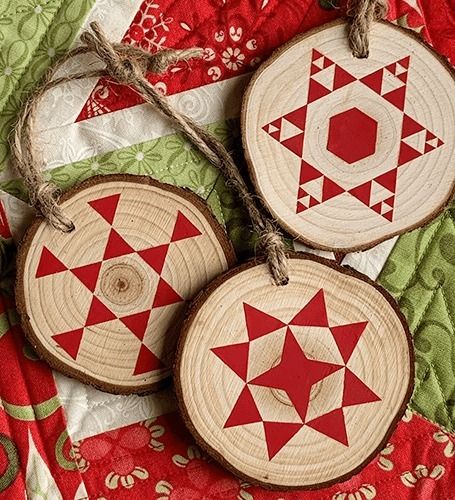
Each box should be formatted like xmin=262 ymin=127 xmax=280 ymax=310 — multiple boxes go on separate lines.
xmin=224 ymin=386 xmax=262 ymax=428
xmin=343 ymin=368 xmax=381 ymax=407
xmin=308 ymin=79 xmax=331 ymax=103
xmin=297 ymin=187 xmax=307 ymax=199
xmin=386 ymin=62 xmax=396 ymax=74
xmin=170 ymin=211 xmax=202 ymax=242
xmin=309 ymin=196 xmax=320 ymax=208
xmin=395 ymin=55 xmax=410 ymax=69
xmin=426 ymin=130 xmax=436 ymax=141
xmin=384 ymin=195 xmax=395 ymax=207
xmin=397 ymin=141 xmax=423 ymax=166
xmin=360 ymin=69 xmax=383 ymax=95
xmin=281 ymin=134 xmax=305 ymax=157
xmin=323 ymin=56 xmax=334 ymax=69
xmin=120 ymin=310 xmax=151 ymax=341
xmin=71 ymin=262 xmax=102 ymax=292
xmin=296 ymin=202 xmax=307 ymax=213
xmin=243 ymin=303 xmax=286 ymax=340
xmin=152 ymin=278 xmax=183 ymax=308
xmin=283 ymin=106 xmax=307 ymax=129
xmin=330 ymin=321 xmax=368 ymax=363
xmin=85 ymin=296 xmax=116 ymax=326
xmin=382 ymin=209 xmax=394 ymax=222
xmin=322 ymin=177 xmax=345 ymax=201
xmin=310 ymin=63 xmax=321 ymax=75
xmin=382 ymin=86 xmax=406 ymax=111
xmin=290 ymin=289 xmax=329 ymax=327
xmin=375 ymin=169 xmax=397 ymax=192
xmin=310 ymin=49 xmax=324 ymax=71
xmin=299 ymin=161 xmax=323 ymax=185
xmin=211 ymin=342 xmax=249 ymax=381
xmin=138 ymin=244 xmax=169 ymax=274
xmin=349 ymin=181 xmax=372 ymax=206
xmin=311 ymin=49 xmax=324 ymax=60
xmin=370 ymin=202 xmax=382 ymax=214
xmin=397 ymin=71 xmax=408 ymax=83
xmin=133 ymin=344 xmax=164 ymax=375
xmin=263 ymin=421 xmax=303 ymax=459
xmin=306 ymin=408 xmax=348 ymax=446
xmin=333 ymin=66 xmax=356 ymax=90
xmin=35 ymin=247 xmax=67 ymax=278
xmin=88 ymin=193 xmax=120 ymax=224
xmin=103 ymin=229 xmax=135 ymax=260
xmin=401 ymin=114 xmax=425 ymax=138
xmin=424 ymin=131 xmax=444 ymax=153
xmin=394 ymin=56 xmax=410 ymax=78
xmin=52 ymin=329 xmax=84 ymax=360
xmin=263 ymin=118 xmax=281 ymax=140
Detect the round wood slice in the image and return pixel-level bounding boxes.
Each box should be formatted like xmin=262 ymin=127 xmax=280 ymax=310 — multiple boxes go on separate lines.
xmin=175 ymin=253 xmax=413 ymax=489
xmin=242 ymin=20 xmax=455 ymax=251
xmin=16 ymin=175 xmax=235 ymax=394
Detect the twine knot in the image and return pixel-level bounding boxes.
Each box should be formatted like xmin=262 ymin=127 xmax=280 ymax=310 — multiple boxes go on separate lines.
xmin=347 ymin=0 xmax=388 ymax=58
xmin=81 ymin=25 xmax=144 ymax=86
xmin=80 ymin=23 xmax=203 ymax=85
xmin=32 ymin=182 xmax=74 ymax=232
xmin=259 ymin=223 xmax=289 ymax=286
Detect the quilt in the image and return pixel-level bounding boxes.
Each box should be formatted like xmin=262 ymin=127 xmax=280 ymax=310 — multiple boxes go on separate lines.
xmin=0 ymin=0 xmax=454 ymax=498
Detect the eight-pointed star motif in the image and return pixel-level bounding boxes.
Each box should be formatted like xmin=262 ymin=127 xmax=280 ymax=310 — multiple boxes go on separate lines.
xmin=35 ymin=193 xmax=202 ymax=375
xmin=211 ymin=289 xmax=381 ymax=460
xmin=263 ymin=49 xmax=444 ymax=222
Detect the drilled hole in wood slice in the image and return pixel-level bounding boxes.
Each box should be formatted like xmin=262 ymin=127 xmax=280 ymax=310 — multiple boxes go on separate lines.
xmin=16 ymin=174 xmax=235 ymax=395
xmin=176 ymin=254 xmax=413 ymax=489
xmin=242 ymin=20 xmax=455 ymax=252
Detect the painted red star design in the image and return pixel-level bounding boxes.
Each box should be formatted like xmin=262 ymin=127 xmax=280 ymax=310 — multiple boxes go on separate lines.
xmin=211 ymin=289 xmax=381 ymax=460
xmin=263 ymin=50 xmax=444 ymax=221
xmin=35 ymin=193 xmax=202 ymax=375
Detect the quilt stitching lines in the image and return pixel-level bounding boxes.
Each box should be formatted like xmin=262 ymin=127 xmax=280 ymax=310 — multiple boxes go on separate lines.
xmin=379 ymin=201 xmax=455 ymax=432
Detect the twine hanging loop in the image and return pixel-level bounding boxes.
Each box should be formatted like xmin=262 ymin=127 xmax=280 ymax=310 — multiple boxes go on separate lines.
xmin=10 ymin=22 xmax=289 ymax=286
xmin=347 ymin=0 xmax=388 ymax=58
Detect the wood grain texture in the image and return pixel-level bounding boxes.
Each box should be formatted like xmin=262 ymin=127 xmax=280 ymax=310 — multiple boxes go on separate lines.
xmin=16 ymin=174 xmax=235 ymax=395
xmin=175 ymin=253 xmax=413 ymax=489
xmin=242 ymin=20 xmax=455 ymax=251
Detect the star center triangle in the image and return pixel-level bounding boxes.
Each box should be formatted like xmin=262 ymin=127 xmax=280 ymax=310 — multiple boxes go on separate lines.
xmin=250 ymin=328 xmax=342 ymax=421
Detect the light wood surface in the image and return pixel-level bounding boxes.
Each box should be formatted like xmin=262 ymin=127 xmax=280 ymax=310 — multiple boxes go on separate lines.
xmin=242 ymin=21 xmax=455 ymax=251
xmin=176 ymin=254 xmax=413 ymax=489
xmin=17 ymin=175 xmax=235 ymax=394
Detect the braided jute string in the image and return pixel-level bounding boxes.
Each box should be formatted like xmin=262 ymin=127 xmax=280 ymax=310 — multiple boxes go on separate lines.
xmin=10 ymin=22 xmax=289 ymax=286
xmin=347 ymin=0 xmax=388 ymax=58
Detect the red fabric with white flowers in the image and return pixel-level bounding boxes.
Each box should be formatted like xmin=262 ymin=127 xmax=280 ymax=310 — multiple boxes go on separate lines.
xmin=74 ymin=410 xmax=454 ymax=499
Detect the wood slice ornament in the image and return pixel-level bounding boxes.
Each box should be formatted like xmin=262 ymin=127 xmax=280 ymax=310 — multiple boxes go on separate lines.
xmin=11 ymin=24 xmax=236 ymax=395
xmin=242 ymin=20 xmax=455 ymax=251
xmin=17 ymin=175 xmax=235 ymax=394
xmin=175 ymin=253 xmax=413 ymax=489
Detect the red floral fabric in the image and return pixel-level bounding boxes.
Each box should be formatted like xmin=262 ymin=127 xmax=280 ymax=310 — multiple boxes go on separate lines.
xmin=76 ymin=0 xmax=339 ymax=120
xmin=0 ymin=298 xmax=83 ymax=499
xmin=74 ymin=410 xmax=454 ymax=499
xmin=76 ymin=0 xmax=449 ymax=122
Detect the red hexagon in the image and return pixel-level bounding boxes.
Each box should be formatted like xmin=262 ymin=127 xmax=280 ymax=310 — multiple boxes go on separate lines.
xmin=327 ymin=108 xmax=378 ymax=164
